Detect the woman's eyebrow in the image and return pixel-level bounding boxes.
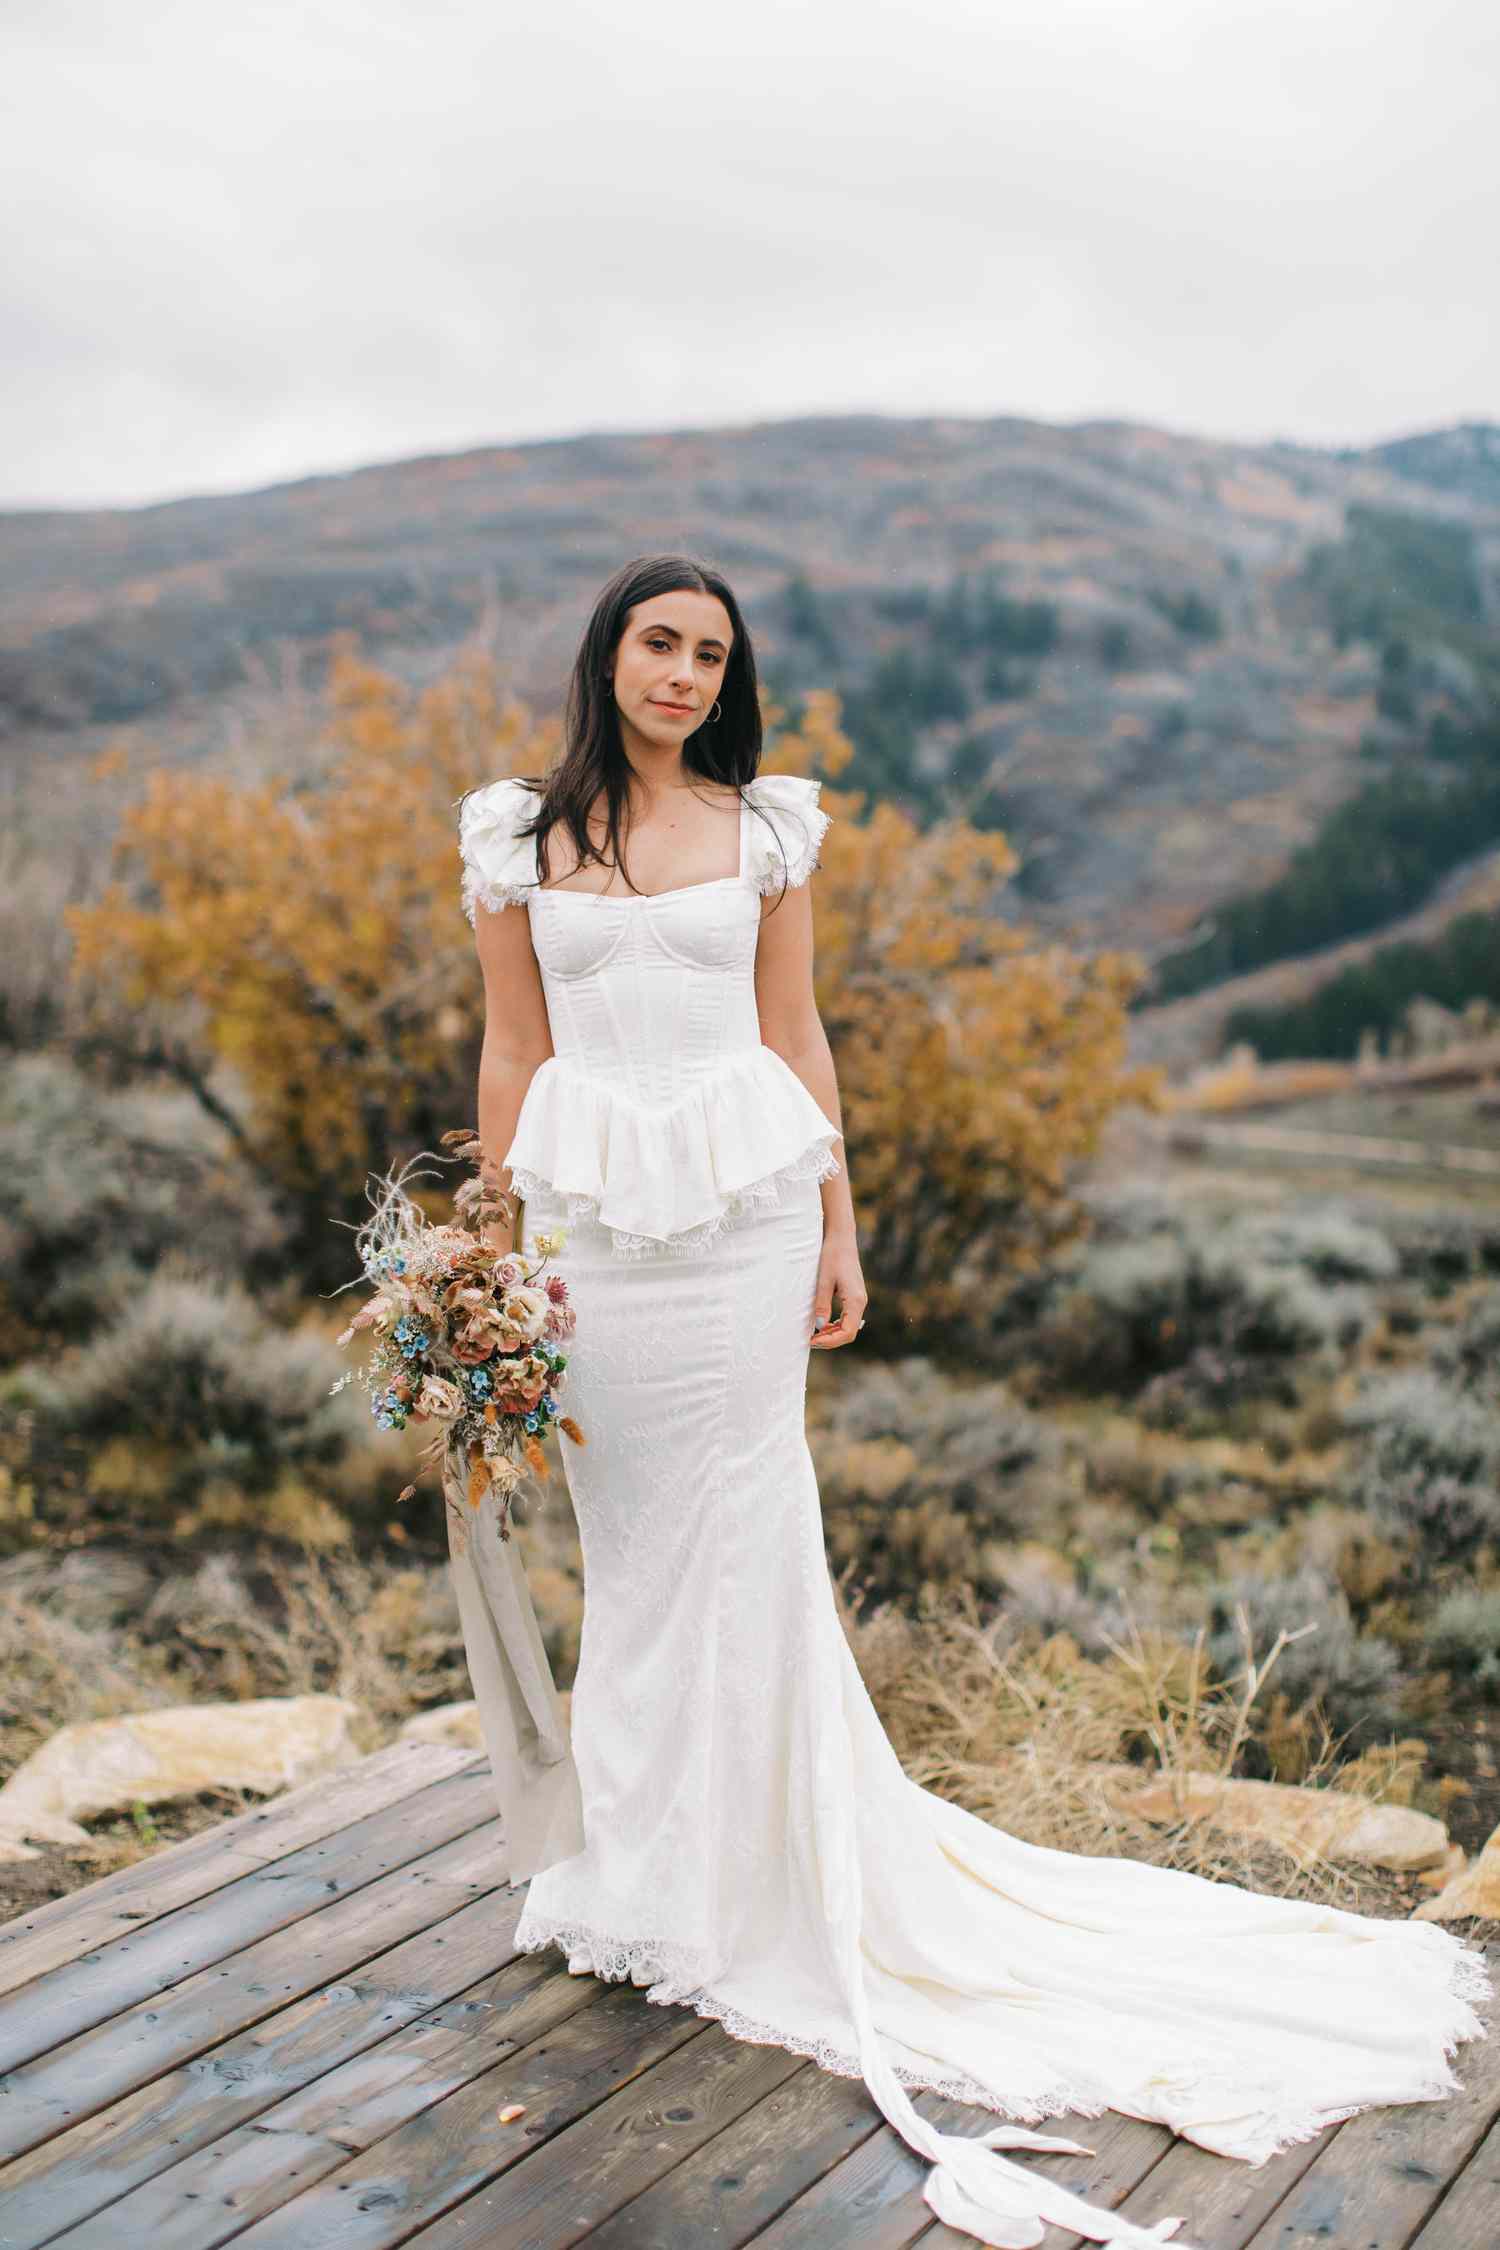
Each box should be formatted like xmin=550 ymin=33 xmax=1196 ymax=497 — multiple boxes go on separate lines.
xmin=640 ymin=621 xmax=730 ymax=654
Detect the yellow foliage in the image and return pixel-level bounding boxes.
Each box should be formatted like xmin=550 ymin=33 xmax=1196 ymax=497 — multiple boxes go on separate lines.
xmin=767 ymin=692 xmax=1164 ymax=1297
xmin=68 ymin=640 xmax=534 ymax=1214
xmin=172 ymin=1475 xmax=351 ymax=1547
xmin=1170 ymin=1053 xmax=1354 ymax=1114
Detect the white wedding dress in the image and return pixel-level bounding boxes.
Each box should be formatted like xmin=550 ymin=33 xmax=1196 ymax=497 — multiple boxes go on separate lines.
xmin=457 ymin=771 xmax=1491 ymax=2249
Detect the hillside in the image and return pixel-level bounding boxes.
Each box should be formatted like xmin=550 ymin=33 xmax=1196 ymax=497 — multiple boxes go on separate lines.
xmin=6 ymin=412 xmax=1498 ymax=997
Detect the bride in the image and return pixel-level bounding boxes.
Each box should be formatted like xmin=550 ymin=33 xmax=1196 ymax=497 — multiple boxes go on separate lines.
xmin=454 ymin=553 xmax=1490 ymax=2249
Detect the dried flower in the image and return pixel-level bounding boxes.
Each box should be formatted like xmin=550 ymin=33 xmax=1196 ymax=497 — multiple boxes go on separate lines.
xmin=329 ymin=1138 xmax=584 ymax=1549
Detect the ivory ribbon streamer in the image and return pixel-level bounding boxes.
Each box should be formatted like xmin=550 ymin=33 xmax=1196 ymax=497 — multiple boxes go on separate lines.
xmin=811 ymin=1628 xmax=1196 ymax=2247
xmin=444 ymin=1448 xmax=584 ymax=1883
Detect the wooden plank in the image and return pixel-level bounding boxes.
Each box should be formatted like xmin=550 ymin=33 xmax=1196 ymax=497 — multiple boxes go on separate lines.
xmin=0 ymin=1874 xmax=526 ymax=2249
xmin=191 ymin=1979 xmax=711 ymax=2250
xmin=1406 ymin=2107 xmax=1500 ymax=2249
xmin=0 ymin=1747 xmax=483 ymax=1998
xmin=45 ymin=1943 xmax=616 ymax=2249
xmin=0 ymin=1808 xmax=504 ymax=2164
xmin=1040 ymin=2130 xmax=1329 ymax=2250
xmin=0 ymin=1760 xmax=497 ymax=2086
xmin=1238 ymin=1947 xmax=1500 ymax=2250
xmin=1045 ymin=2026 xmax=1500 ymax=2250
xmin=579 ymin=2057 xmax=879 ymax=2248
xmin=401 ymin=2021 xmax=808 ymax=2250
xmin=735 ymin=2091 xmax=1012 ymax=2250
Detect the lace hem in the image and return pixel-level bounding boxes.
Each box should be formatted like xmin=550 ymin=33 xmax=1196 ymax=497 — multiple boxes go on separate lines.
xmin=511 ymin=1908 xmax=1495 ymax=2164
xmin=509 ymin=1139 xmax=841 ymax=1260
xmin=511 ymin=1912 xmax=1069 ymax=2116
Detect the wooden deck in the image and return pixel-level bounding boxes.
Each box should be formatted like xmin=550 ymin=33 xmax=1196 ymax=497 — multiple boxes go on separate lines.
xmin=0 ymin=1742 xmax=1494 ymax=2250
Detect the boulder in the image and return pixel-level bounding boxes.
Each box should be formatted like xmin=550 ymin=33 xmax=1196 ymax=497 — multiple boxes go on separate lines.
xmin=399 ymin=1702 xmax=486 ymax=1750
xmin=398 ymin=1693 xmax=571 ymax=1752
xmin=1099 ymin=1766 xmax=1451 ymax=1873
xmin=0 ymin=1695 xmax=364 ymax=1862
xmin=1413 ymin=1821 xmax=1500 ymax=1921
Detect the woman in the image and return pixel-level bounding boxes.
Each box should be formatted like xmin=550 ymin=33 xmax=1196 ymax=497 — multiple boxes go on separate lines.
xmin=456 ymin=553 xmax=1489 ymax=2250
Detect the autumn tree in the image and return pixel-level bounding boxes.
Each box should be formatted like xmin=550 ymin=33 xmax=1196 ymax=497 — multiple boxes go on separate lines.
xmin=69 ymin=646 xmax=1160 ymax=1315
xmin=773 ymin=693 xmax=1161 ymax=1334
xmin=68 ymin=639 xmax=533 ymax=1287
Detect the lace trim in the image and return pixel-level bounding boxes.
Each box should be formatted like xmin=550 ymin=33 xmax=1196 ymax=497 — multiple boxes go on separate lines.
xmin=511 ymin=1913 xmax=1053 ymax=2115
xmin=512 ymin=1909 xmax=1495 ymax=2161
xmin=508 ymin=1140 xmax=841 ymax=1261
xmin=461 ymin=864 xmax=533 ymax=923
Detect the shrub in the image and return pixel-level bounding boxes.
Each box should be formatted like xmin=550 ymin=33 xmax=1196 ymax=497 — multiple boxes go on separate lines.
xmin=1136 ymin=1349 xmax=1299 ymax=1435
xmin=1039 ymin=1234 xmax=1365 ymax=1394
xmin=1340 ymin=1370 xmax=1500 ymax=1567
xmin=1426 ymin=1588 xmax=1500 ymax=1694
xmin=1434 ymin=1286 xmax=1500 ymax=1399
xmin=1381 ymin=1208 xmax=1500 ymax=1291
xmin=1206 ymin=1567 xmax=1405 ymax=1752
xmin=812 ymin=1356 xmax=1072 ymax=1605
xmin=0 ymin=1051 xmax=285 ymax=1359
xmin=13 ymin=1268 xmax=366 ymax=1520
xmin=1231 ymin=1209 xmax=1400 ymax=1288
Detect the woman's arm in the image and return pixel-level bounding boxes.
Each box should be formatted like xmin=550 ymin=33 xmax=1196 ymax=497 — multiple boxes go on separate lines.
xmin=472 ymin=900 xmax=555 ymax=1253
xmin=754 ymin=882 xmax=868 ymax=1350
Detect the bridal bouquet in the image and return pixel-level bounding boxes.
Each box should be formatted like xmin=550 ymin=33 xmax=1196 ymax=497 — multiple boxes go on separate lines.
xmin=330 ymin=1128 xmax=584 ymax=1549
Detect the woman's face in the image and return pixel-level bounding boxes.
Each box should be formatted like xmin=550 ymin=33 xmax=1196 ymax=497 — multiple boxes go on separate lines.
xmin=609 ymin=588 xmax=735 ymax=747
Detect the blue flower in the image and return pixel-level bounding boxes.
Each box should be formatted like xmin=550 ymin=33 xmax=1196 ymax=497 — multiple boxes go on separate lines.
xmin=371 ymin=1385 xmax=408 ymax=1432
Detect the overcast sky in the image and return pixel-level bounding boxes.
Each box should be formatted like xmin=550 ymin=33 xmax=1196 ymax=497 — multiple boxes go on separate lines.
xmin=3 ymin=0 xmax=1496 ymax=512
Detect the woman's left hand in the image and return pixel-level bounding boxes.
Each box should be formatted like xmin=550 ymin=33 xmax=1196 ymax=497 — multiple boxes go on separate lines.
xmin=811 ymin=1232 xmax=868 ymax=1349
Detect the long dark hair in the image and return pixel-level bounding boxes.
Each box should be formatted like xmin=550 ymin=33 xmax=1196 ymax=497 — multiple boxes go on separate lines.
xmin=498 ymin=552 xmax=792 ymax=905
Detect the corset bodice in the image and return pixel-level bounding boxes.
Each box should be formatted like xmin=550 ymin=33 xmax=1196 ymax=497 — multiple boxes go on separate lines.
xmin=458 ymin=773 xmax=842 ymax=1258
xmin=528 ymin=870 xmax=765 ymax=1100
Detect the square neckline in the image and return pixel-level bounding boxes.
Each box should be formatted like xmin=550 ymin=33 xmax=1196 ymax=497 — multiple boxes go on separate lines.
xmin=531 ymin=789 xmax=750 ymax=906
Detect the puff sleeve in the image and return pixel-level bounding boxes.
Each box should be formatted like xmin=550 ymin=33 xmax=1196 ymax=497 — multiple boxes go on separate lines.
xmin=744 ymin=773 xmax=830 ymax=895
xmin=458 ymin=776 xmax=545 ymax=924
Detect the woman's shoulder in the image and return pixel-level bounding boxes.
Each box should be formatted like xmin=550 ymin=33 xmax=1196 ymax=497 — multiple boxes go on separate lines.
xmin=457 ymin=774 xmax=548 ymax=922
xmin=742 ymin=771 xmax=830 ymax=894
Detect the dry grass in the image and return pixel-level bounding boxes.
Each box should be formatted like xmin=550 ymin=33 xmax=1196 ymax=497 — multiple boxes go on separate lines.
xmin=0 ymin=1550 xmax=469 ymax=1776
xmin=839 ymin=1575 xmax=1419 ymax=1914
xmin=0 ymin=1531 xmax=1450 ymax=1925
xmin=1170 ymin=1055 xmax=1356 ymax=1114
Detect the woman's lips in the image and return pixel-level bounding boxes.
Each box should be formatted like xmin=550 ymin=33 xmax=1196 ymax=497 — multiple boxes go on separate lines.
xmin=653 ymin=701 xmax=693 ymax=714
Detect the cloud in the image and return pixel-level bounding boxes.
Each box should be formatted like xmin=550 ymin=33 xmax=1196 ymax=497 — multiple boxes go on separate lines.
xmin=3 ymin=0 xmax=1496 ymax=507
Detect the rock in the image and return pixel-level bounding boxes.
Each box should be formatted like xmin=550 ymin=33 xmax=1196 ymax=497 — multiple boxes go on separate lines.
xmin=0 ymin=1695 xmax=364 ymax=1863
xmin=1415 ymin=1842 xmax=1469 ymax=1892
xmin=1098 ymin=1766 xmax=1451 ymax=1872
xmin=398 ymin=1693 xmax=571 ymax=1752
xmin=1413 ymin=1821 xmax=1500 ymax=1921
xmin=399 ymin=1702 xmax=485 ymax=1750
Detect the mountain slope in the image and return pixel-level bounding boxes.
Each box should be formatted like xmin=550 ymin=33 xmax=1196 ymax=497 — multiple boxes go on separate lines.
xmin=6 ymin=413 xmax=1497 ymax=980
